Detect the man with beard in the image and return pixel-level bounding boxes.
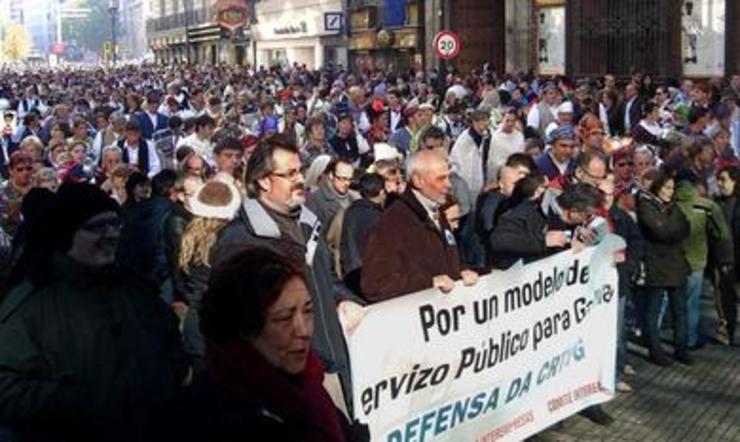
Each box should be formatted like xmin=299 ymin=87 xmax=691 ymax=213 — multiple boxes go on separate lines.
xmin=211 ymin=134 xmax=364 ymax=418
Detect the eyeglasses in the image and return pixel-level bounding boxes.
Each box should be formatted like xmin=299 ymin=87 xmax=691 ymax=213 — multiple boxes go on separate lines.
xmin=578 ymin=167 xmax=606 ymax=183
xmin=82 ymin=217 xmax=122 ymax=233
xmin=271 ymin=168 xmax=303 ymax=182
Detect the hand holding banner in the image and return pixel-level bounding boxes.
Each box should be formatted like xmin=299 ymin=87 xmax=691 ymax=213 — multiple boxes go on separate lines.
xmin=343 ymin=235 xmax=624 ymax=442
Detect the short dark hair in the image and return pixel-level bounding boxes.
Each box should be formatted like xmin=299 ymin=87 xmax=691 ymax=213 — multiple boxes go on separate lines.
xmin=194 ymin=114 xmax=215 ymax=130
xmin=327 ymin=157 xmax=354 ymax=176
xmin=358 ymin=173 xmax=385 ymax=199
xmin=557 ymin=182 xmax=605 ymax=212
xmin=509 ymin=171 xmax=546 ymax=207
xmin=648 ymin=170 xmax=674 ymax=196
xmin=125 ymin=120 xmax=141 ymax=132
xmin=505 ymin=152 xmax=537 ymax=173
xmin=214 ymin=136 xmax=243 ymax=155
xmin=152 ymin=169 xmax=178 ymax=197
xmin=201 ymin=247 xmax=305 ymax=342
xmin=421 ymin=125 xmax=446 ymax=144
xmin=687 ymin=105 xmax=709 ymax=124
xmin=244 ymin=134 xmax=300 ymax=197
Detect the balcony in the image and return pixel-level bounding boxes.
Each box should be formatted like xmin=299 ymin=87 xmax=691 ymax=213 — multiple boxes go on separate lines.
xmin=146 ymin=7 xmax=215 ymax=34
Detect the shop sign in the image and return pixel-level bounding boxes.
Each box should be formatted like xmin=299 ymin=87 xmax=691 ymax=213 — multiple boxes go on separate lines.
xmin=274 ymin=21 xmax=308 ymax=35
xmin=215 ymin=0 xmax=251 ymax=33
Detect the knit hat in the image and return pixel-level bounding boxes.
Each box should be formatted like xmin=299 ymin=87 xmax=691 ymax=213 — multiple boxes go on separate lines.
xmin=189 ymin=179 xmax=241 ymax=220
xmin=548 ymin=124 xmax=577 ymax=144
xmin=55 ymin=182 xmax=121 ymax=252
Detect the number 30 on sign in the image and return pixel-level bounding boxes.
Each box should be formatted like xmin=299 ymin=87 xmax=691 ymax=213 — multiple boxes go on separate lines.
xmin=433 ymin=31 xmax=461 ymax=60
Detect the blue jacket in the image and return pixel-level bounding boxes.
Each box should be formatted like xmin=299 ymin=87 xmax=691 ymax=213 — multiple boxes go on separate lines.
xmin=134 ymin=111 xmax=169 ymax=140
xmin=535 ymin=151 xmax=575 ymax=181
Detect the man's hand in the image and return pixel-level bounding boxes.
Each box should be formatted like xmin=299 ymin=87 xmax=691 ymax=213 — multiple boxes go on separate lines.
xmin=546 ymin=231 xmax=568 ymax=247
xmin=433 ymin=275 xmax=456 ymax=294
xmin=338 ymin=301 xmax=366 ymax=335
xmin=612 ymin=251 xmax=626 ymax=264
xmin=571 ymin=238 xmax=586 ymax=253
xmin=171 ymin=301 xmax=188 ymax=321
xmin=460 ymin=269 xmax=479 ymax=287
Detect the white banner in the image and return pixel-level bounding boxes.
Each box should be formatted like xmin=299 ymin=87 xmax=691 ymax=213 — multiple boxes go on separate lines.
xmin=345 ymin=237 xmax=623 ymax=442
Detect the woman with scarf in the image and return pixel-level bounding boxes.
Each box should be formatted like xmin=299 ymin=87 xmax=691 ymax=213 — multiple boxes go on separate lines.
xmin=151 ymin=247 xmax=368 ymax=442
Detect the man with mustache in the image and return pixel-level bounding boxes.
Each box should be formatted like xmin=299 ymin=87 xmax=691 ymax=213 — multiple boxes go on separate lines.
xmin=211 ymin=133 xmax=364 ymax=419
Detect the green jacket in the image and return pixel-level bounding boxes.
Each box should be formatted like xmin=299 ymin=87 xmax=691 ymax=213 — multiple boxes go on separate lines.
xmin=675 ymin=182 xmax=730 ymax=272
xmin=0 ymin=254 xmax=187 ymax=441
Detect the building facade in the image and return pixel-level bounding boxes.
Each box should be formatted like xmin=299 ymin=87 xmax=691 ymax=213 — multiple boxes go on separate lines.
xmin=145 ymin=0 xmax=740 ymax=76
xmin=346 ymin=0 xmax=425 ymax=71
xmin=148 ymin=0 xmax=255 ymax=65
xmin=253 ymin=0 xmax=347 ymax=69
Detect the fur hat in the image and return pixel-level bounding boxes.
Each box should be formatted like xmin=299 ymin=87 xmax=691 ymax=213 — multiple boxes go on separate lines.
xmin=189 ymin=179 xmax=241 ymax=220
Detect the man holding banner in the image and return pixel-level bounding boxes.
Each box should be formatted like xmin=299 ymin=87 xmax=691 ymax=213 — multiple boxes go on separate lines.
xmin=361 ymin=150 xmax=480 ymax=302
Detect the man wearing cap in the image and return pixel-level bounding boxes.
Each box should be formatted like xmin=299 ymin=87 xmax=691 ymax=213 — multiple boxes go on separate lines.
xmin=0 ymin=183 xmax=187 ymax=442
xmin=134 ymin=91 xmax=169 ymax=140
xmin=117 ymin=120 xmax=161 ymax=177
xmin=535 ymin=125 xmax=577 ymax=180
xmin=545 ymin=101 xmax=575 ymax=140
xmin=450 ymin=109 xmax=492 ymax=205
xmin=389 ymin=104 xmax=422 ymax=154
xmin=527 ymin=82 xmax=561 ymax=137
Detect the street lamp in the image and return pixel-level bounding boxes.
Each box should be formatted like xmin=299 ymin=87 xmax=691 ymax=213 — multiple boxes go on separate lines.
xmin=108 ymin=0 xmax=119 ymax=64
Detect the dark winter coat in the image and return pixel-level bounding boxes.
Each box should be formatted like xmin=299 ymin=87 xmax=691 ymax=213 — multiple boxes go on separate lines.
xmin=636 ymin=192 xmax=690 ymax=288
xmin=361 ymin=189 xmax=462 ymax=302
xmin=340 ymin=199 xmax=383 ymax=294
xmin=714 ymin=194 xmax=740 ymax=279
xmin=0 ymin=255 xmax=187 ymax=442
xmin=164 ymin=202 xmax=192 ymax=301
xmin=180 ymin=262 xmax=210 ymax=363
xmin=488 ymin=199 xmax=549 ymax=269
xmin=609 ymin=205 xmax=645 ymax=297
xmin=116 ymin=196 xmax=172 ymax=285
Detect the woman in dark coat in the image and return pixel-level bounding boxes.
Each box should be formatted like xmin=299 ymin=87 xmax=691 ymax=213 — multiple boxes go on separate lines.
xmin=636 ymin=171 xmax=692 ymax=365
xmin=151 ymin=247 xmax=367 ymax=442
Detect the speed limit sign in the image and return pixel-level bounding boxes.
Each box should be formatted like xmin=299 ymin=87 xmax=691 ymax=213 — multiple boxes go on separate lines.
xmin=433 ymin=31 xmax=461 ymax=60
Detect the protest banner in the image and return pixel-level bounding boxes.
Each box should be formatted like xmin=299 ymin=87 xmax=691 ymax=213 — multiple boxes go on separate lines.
xmin=344 ymin=236 xmax=623 ymax=442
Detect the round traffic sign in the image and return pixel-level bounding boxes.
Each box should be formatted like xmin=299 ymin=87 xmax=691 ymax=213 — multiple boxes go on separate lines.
xmin=433 ymin=31 xmax=461 ymax=60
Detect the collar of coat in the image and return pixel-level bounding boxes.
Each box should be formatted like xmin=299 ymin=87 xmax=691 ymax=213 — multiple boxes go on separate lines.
xmin=400 ymin=188 xmax=450 ymax=233
xmin=242 ymin=198 xmax=320 ymax=240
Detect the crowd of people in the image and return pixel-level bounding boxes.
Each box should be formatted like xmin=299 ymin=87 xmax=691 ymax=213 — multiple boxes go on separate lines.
xmin=0 ymin=62 xmax=739 ymax=441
